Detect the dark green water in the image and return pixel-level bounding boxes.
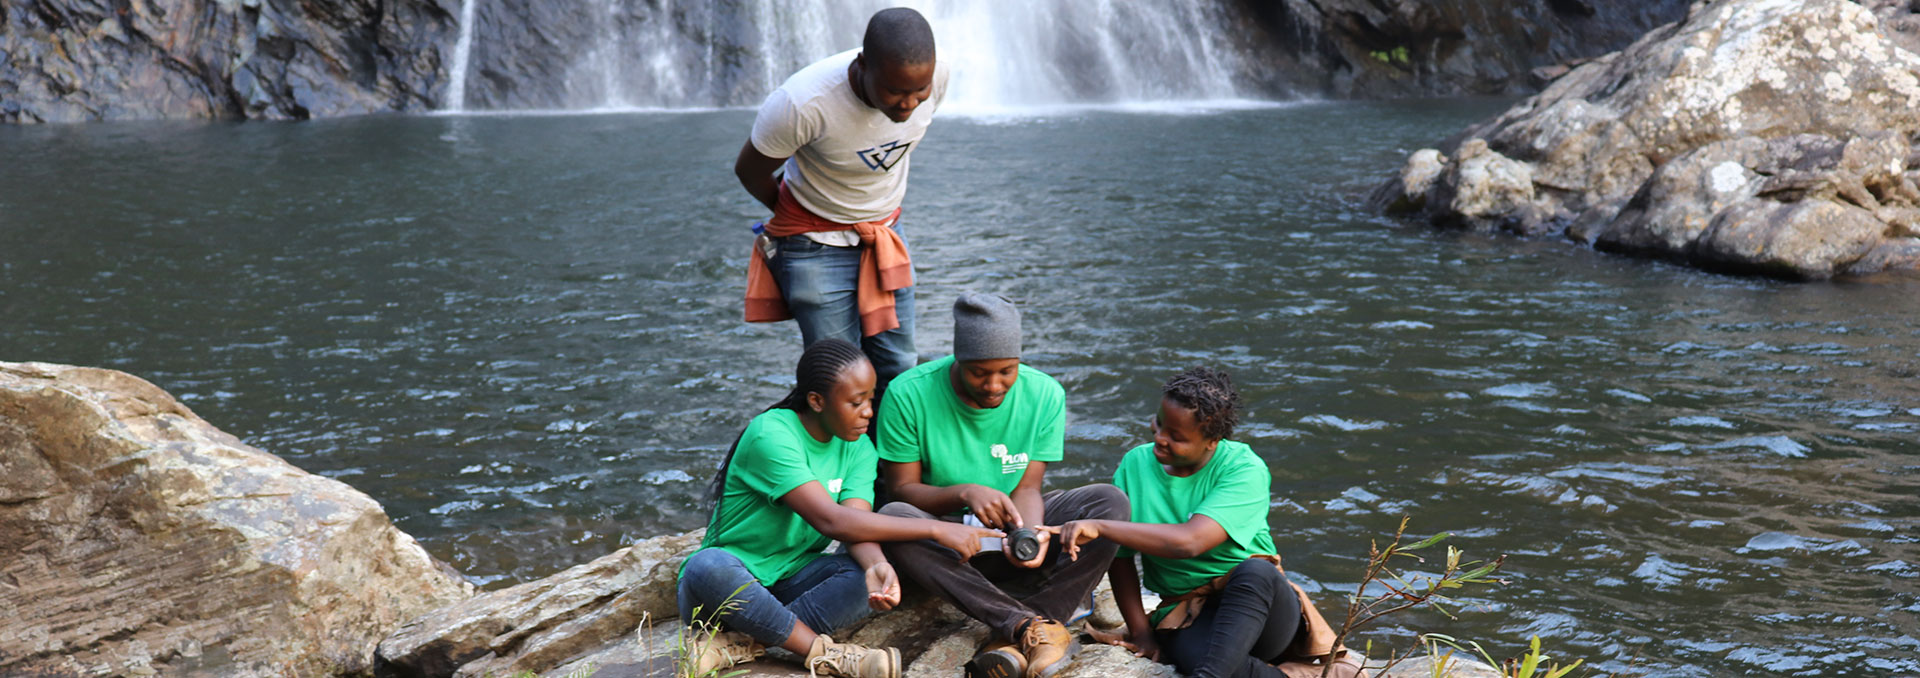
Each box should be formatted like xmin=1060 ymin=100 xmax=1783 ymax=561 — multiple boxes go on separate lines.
xmin=3 ymin=101 xmax=1916 ymax=676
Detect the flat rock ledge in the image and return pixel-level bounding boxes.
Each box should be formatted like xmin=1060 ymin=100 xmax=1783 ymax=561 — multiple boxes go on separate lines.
xmin=0 ymin=361 xmax=474 ymax=677
xmin=1371 ymin=0 xmax=1920 ymax=280
xmin=381 ymin=527 xmax=1505 ymax=678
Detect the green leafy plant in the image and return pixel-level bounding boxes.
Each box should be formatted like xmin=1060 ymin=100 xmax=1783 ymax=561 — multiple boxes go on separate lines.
xmin=1369 ymin=46 xmax=1411 ymax=65
xmin=1423 ymin=634 xmax=1585 ymax=678
xmin=1321 ymin=516 xmax=1507 ymax=677
xmin=672 ymin=584 xmax=753 ymax=678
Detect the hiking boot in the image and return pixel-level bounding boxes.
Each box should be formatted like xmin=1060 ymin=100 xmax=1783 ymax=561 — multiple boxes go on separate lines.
xmin=687 ymin=629 xmax=765 ymax=676
xmin=964 ymin=641 xmax=1027 ymax=678
xmin=1016 ymin=618 xmax=1072 ymax=678
xmin=806 ymin=634 xmax=901 ymax=678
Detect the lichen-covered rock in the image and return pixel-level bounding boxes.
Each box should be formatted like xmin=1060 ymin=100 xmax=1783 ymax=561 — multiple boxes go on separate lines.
xmin=375 ymin=529 xmax=704 ymax=678
xmin=1373 ymin=0 xmax=1920 ymax=279
xmin=0 ymin=0 xmax=457 ymax=122
xmin=0 ymin=361 xmax=473 ymax=677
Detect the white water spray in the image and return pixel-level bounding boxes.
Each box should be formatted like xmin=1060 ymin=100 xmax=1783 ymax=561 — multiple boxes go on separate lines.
xmin=464 ymin=0 xmax=1253 ymax=112
xmin=446 ymin=0 xmax=478 ymax=111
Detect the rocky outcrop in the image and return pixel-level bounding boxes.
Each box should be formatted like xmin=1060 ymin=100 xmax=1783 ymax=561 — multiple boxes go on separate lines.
xmin=0 ymin=361 xmax=473 ymax=677
xmin=1373 ymin=0 xmax=1920 ymax=279
xmin=0 ymin=0 xmax=457 ymax=122
xmin=376 ymin=530 xmax=704 ymax=678
xmin=1229 ymin=0 xmax=1691 ymax=98
xmin=383 ymin=529 xmax=1508 ymax=678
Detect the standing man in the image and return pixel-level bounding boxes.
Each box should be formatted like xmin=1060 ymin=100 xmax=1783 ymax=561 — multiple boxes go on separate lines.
xmin=739 ymin=7 xmax=947 ymax=396
xmin=874 ymin=293 xmax=1130 ymax=678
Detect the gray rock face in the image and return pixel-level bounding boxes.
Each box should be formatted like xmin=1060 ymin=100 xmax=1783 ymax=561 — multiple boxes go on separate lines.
xmin=1230 ymin=0 xmax=1690 ymax=98
xmin=2 ymin=0 xmax=1691 ymax=121
xmin=0 ymin=361 xmax=473 ymax=677
xmin=376 ymin=529 xmax=705 ymax=678
xmin=0 ymin=0 xmax=457 ymax=122
xmin=1374 ymin=0 xmax=1920 ymax=279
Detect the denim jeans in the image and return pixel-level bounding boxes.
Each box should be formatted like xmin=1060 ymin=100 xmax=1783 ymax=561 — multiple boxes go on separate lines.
xmin=767 ymin=228 xmax=917 ymax=388
xmin=677 ymin=548 xmax=873 ymax=645
xmin=1158 ymin=558 xmax=1304 ymax=678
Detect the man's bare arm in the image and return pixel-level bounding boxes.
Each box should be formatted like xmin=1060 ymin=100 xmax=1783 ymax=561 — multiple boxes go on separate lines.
xmin=734 ymin=140 xmax=786 ymax=212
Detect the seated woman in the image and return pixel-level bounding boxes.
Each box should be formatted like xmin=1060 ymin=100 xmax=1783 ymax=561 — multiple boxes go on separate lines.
xmin=678 ymin=338 xmax=1002 ymax=678
xmin=1058 ymin=367 xmax=1353 ymax=678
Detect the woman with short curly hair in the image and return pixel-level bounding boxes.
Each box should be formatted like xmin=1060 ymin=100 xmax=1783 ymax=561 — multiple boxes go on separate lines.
xmin=1058 ymin=367 xmax=1353 ymax=678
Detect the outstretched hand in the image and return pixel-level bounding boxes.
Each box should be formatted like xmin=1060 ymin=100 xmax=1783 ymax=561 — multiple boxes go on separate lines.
xmin=933 ymin=521 xmax=1005 ymax=561
xmin=1056 ymin=520 xmax=1104 ymax=561
xmin=865 ymin=562 xmax=902 ymax=611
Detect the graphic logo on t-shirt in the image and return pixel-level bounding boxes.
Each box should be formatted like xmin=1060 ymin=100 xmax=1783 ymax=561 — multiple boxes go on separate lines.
xmin=990 ymin=444 xmax=1028 ymax=475
xmin=858 ymin=140 xmax=912 ymax=172
xmin=827 ymin=478 xmax=845 ymax=494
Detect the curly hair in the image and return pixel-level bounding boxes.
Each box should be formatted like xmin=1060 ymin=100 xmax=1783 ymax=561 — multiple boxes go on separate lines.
xmin=1162 ymin=366 xmax=1241 ymax=441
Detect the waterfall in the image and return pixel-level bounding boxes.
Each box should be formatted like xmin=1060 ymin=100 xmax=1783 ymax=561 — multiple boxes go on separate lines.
xmin=445 ymin=0 xmax=478 ymax=111
xmin=460 ymin=0 xmax=1255 ymax=112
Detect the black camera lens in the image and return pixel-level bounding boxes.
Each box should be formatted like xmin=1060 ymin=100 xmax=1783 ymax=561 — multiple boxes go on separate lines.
xmin=1007 ymin=527 xmax=1041 ymax=561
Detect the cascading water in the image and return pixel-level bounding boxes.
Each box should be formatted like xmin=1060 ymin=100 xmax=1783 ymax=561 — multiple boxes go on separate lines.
xmin=449 ymin=0 xmax=1255 ymax=112
xmin=445 ymin=0 xmax=478 ymax=112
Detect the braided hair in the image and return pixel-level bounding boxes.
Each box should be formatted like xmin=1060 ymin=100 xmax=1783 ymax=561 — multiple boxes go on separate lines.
xmin=1162 ymin=366 xmax=1241 ymax=441
xmin=706 ymin=338 xmax=871 ymax=505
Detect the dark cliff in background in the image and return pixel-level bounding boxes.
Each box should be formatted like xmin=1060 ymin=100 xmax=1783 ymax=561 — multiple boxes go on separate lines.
xmin=1 ymin=0 xmax=457 ymax=122
xmin=1228 ymin=0 xmax=1692 ymax=97
xmin=0 ymin=0 xmax=1691 ymax=123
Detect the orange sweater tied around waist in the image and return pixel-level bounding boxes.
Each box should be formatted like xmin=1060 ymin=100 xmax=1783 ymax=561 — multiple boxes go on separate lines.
xmin=743 ymin=183 xmax=914 ymax=336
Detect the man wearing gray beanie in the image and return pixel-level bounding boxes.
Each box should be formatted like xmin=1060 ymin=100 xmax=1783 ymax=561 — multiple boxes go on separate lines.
xmin=872 ymin=293 xmax=1129 ymax=678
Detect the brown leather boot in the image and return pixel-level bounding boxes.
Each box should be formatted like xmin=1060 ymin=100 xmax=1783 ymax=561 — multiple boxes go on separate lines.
xmin=805 ymin=634 xmax=901 ymax=678
xmin=965 ymin=640 xmax=1028 ymax=678
xmin=1016 ymin=618 xmax=1072 ymax=678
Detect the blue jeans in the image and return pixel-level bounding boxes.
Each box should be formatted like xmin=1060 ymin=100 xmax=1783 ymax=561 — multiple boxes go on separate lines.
xmin=767 ymin=229 xmax=917 ymax=387
xmin=677 ymin=548 xmax=873 ymax=645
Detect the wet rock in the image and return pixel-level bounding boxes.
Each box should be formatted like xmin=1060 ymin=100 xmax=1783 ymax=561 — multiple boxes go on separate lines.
xmin=1231 ymin=0 xmax=1690 ymax=98
xmin=0 ymin=361 xmax=473 ymax=677
xmin=1373 ymin=0 xmax=1920 ymax=278
xmin=0 ymin=0 xmax=457 ymax=122
xmin=375 ymin=529 xmax=705 ymax=678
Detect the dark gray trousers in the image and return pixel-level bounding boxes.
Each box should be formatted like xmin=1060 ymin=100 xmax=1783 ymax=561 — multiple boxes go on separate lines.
xmin=879 ymin=484 xmax=1130 ymax=640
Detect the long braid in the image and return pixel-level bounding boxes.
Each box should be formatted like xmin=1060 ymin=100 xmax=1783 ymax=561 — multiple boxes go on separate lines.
xmin=706 ymin=339 xmax=871 ymax=505
xmin=1163 ymin=366 xmax=1241 ymax=441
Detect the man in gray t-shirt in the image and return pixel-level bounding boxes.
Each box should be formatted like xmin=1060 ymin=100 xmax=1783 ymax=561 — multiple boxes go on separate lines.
xmin=734 ymin=7 xmax=948 ymax=395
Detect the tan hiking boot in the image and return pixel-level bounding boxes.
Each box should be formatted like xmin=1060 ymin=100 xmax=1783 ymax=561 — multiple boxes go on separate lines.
xmin=965 ymin=640 xmax=1028 ymax=678
xmin=806 ymin=634 xmax=901 ymax=678
xmin=687 ymin=629 xmax=765 ymax=676
xmin=1016 ymin=618 xmax=1072 ymax=678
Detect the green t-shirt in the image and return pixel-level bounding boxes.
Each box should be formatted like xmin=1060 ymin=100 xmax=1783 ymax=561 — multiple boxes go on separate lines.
xmin=1111 ymin=439 xmax=1276 ymax=617
xmin=690 ymin=408 xmax=878 ymax=585
xmin=875 ymin=356 xmax=1066 ymax=505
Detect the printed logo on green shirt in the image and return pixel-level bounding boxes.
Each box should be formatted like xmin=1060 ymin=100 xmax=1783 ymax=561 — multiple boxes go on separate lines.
xmin=827 ymin=478 xmax=844 ymax=494
xmin=990 ymin=444 xmax=1028 ymax=475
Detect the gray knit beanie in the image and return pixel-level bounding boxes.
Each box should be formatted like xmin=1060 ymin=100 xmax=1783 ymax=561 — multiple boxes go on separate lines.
xmin=952 ymin=293 xmax=1021 ymax=361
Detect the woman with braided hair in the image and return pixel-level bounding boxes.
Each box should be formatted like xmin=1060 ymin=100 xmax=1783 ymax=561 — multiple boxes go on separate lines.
xmin=1057 ymin=367 xmax=1357 ymax=678
xmin=678 ymin=338 xmax=1002 ymax=678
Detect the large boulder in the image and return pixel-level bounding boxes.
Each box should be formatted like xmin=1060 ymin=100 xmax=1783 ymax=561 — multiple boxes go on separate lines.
xmin=1373 ymin=0 xmax=1920 ymax=279
xmin=0 ymin=0 xmax=457 ymax=122
xmin=0 ymin=361 xmax=473 ymax=677
xmin=376 ymin=529 xmax=704 ymax=678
